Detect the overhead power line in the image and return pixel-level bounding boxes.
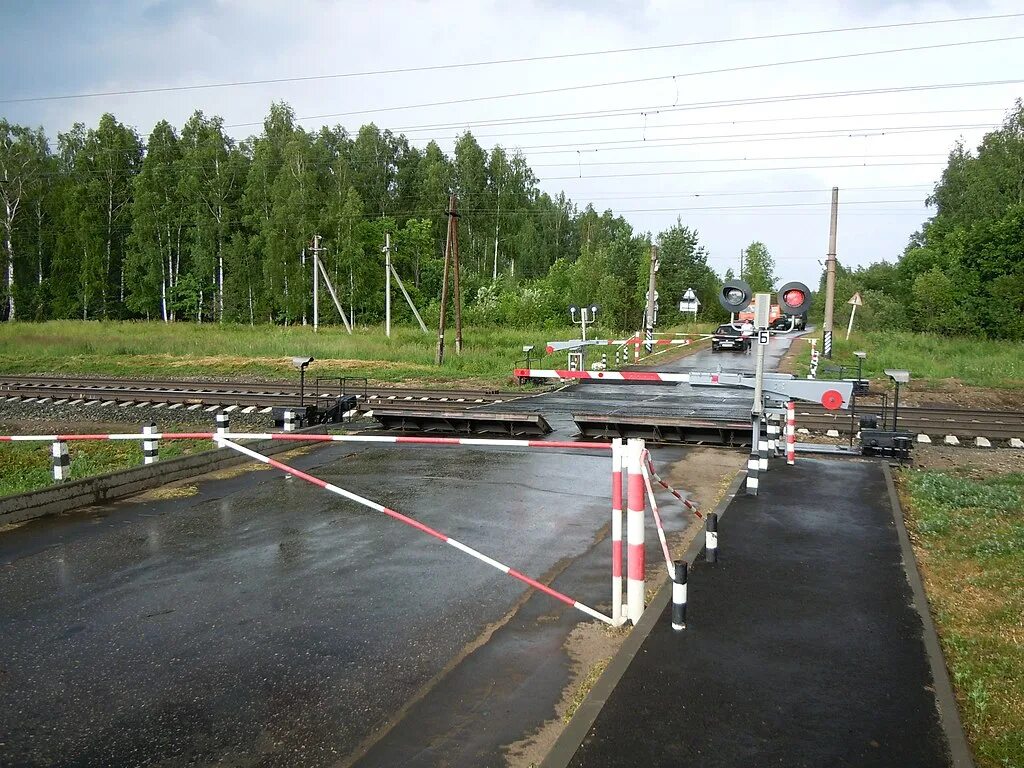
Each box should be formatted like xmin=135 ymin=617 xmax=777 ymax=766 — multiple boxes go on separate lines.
xmin=283 ymin=78 xmax=1024 ymax=134
xmin=4 ymin=11 xmax=1022 ymax=104
xmin=442 ymin=107 xmax=1007 ymax=141
xmin=539 ymin=160 xmax=946 ymax=181
xmin=224 ymin=35 xmax=1024 ymax=124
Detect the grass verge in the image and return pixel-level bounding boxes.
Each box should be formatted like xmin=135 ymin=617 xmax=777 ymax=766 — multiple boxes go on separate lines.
xmin=787 ymin=331 xmax=1024 ymax=390
xmin=0 ymin=438 xmax=209 ymax=497
xmin=900 ymin=468 xmax=1024 ymax=767
xmin=0 ymin=320 xmax=717 ymax=387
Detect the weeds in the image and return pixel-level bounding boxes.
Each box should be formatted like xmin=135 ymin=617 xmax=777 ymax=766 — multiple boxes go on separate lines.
xmin=902 ymin=469 xmax=1024 ymax=767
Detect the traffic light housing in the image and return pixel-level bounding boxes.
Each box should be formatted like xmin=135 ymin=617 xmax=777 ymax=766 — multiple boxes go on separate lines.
xmin=777 ymin=281 xmax=812 ymax=315
xmin=717 ymin=279 xmax=753 ymax=314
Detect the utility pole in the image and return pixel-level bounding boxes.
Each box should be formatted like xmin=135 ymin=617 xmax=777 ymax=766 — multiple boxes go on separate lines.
xmin=311 ymin=235 xmax=321 ymax=332
xmin=384 ymin=232 xmax=392 ymax=338
xmin=436 ymin=193 xmax=456 ymax=365
xmin=644 ymin=245 xmax=659 ymax=353
xmin=452 ymin=196 xmax=463 ymax=355
xmin=823 ymin=186 xmax=839 ymax=358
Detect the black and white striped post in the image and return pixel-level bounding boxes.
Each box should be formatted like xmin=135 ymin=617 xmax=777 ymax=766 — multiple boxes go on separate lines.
xmin=747 ymin=413 xmax=761 ymax=496
xmin=52 ymin=440 xmax=70 ymax=482
xmin=759 ymin=429 xmax=770 ymax=473
xmin=601 ymin=352 xmax=607 ymax=369
xmin=142 ymin=423 xmax=159 ymax=465
xmin=283 ymin=410 xmax=296 ymax=432
xmin=671 ymin=559 xmax=687 ymax=631
xmin=614 ymin=349 xmax=621 ymax=368
xmin=705 ymin=512 xmax=718 ymax=563
xmin=746 ymin=449 xmax=759 ymax=495
xmin=216 ymin=412 xmax=230 ymax=435
xmin=766 ymin=416 xmax=778 ymax=458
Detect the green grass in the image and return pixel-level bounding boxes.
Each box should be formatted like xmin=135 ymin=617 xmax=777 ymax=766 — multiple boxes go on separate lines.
xmin=0 ymin=320 xmax=715 ymax=386
xmin=901 ymin=469 xmax=1024 ymax=767
xmin=791 ymin=331 xmax=1024 ymax=389
xmin=0 ymin=437 xmax=208 ymax=497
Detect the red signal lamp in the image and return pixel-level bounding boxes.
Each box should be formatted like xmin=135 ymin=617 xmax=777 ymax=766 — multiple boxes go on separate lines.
xmin=776 ymin=281 xmax=812 ymax=315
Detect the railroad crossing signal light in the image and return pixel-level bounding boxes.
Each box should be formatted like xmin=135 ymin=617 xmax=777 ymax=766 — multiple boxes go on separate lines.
xmin=718 ymin=279 xmax=752 ymax=314
xmin=777 ymin=281 xmax=812 ymax=315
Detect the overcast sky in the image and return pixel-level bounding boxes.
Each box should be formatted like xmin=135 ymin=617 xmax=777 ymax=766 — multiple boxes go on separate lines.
xmin=2 ymin=0 xmax=1022 ymax=287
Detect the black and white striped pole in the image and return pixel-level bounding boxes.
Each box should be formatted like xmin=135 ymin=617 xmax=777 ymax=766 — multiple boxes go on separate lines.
xmin=759 ymin=427 xmax=770 ymax=474
xmin=52 ymin=440 xmax=70 ymax=482
xmin=216 ymin=412 xmax=230 ymax=435
xmin=746 ymin=448 xmax=759 ymax=496
xmin=283 ymin=409 xmax=295 ymax=432
xmin=705 ymin=512 xmax=718 ymax=563
xmin=142 ymin=423 xmax=159 ymax=465
xmin=671 ymin=559 xmax=687 ymax=631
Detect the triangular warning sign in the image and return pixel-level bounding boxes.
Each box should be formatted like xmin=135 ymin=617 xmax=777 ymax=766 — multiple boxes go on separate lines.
xmin=847 ymin=292 xmax=863 ymax=306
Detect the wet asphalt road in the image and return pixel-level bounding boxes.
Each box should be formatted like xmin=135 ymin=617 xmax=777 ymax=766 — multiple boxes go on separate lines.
xmin=570 ymin=459 xmax=952 ymax=767
xmin=498 ymin=330 xmax=803 ymax=431
xmin=0 ymin=334 xmax=796 ymax=767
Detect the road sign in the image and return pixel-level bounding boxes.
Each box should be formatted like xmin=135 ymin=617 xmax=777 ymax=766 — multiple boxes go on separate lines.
xmin=758 ymin=330 xmax=770 ymax=344
xmin=848 ymin=292 xmax=863 ymax=306
xmin=682 ymin=288 xmax=697 ymax=300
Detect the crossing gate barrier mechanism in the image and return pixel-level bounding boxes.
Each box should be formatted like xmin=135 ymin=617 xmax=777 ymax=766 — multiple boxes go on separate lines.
xmin=4 ymin=429 xmax=701 ymax=629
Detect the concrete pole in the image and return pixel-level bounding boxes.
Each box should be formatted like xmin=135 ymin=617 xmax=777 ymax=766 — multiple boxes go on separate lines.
xmin=312 ymin=235 xmax=320 ymax=333
xmin=752 ymin=293 xmax=769 ymax=417
xmin=384 ymin=232 xmax=392 ymax=338
xmin=452 ymin=196 xmax=463 ymax=355
xmin=823 ymin=187 xmax=839 ymax=358
xmin=644 ymin=245 xmax=658 ymax=353
xmin=435 ymin=194 xmax=454 ymax=365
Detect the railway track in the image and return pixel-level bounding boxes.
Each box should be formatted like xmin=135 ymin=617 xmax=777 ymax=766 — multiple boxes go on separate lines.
xmin=2 ymin=375 xmax=1022 ymax=444
xmin=0 ymin=375 xmax=520 ymax=411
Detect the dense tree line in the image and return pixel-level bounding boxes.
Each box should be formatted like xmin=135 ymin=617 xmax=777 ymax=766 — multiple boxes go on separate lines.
xmin=814 ymin=100 xmax=1024 ymax=339
xmin=1 ymin=102 xmax=730 ymax=331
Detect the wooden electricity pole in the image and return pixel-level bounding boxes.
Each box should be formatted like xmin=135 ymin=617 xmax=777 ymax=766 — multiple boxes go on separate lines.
xmin=452 ymin=195 xmax=463 ymax=355
xmin=436 ymin=193 xmax=457 ymax=365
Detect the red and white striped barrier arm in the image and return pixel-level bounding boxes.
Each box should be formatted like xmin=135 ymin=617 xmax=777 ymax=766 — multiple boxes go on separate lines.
xmin=214 ymin=437 xmax=617 ymax=625
xmin=643 ymin=453 xmax=702 ymax=519
xmin=786 ymin=401 xmax=797 ymax=465
xmin=640 ymin=462 xmax=674 ymax=578
xmin=0 ymin=432 xmax=611 ymax=451
xmin=513 ymin=369 xmax=693 ymax=383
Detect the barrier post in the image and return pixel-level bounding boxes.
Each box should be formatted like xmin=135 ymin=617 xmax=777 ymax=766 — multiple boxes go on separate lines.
xmin=671 ymin=560 xmax=687 ymax=631
xmin=52 ymin=440 xmax=70 ymax=482
xmin=283 ymin=410 xmax=295 ymax=432
xmin=626 ymin=438 xmax=646 ymax=624
xmin=786 ymin=401 xmax=797 ymax=465
xmin=766 ymin=415 xmax=778 ymax=458
xmin=611 ymin=438 xmax=624 ymax=624
xmin=747 ymin=415 xmax=760 ymax=496
xmin=759 ymin=424 xmax=770 ymax=473
xmin=216 ymin=412 xmax=229 ymax=435
xmin=142 ymin=423 xmax=159 ymax=465
xmin=705 ymin=512 xmax=719 ymax=563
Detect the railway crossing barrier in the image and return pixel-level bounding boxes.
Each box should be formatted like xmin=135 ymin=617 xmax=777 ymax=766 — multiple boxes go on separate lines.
xmin=786 ymin=401 xmax=797 ymax=465
xmin=4 ymin=428 xmax=704 ymax=629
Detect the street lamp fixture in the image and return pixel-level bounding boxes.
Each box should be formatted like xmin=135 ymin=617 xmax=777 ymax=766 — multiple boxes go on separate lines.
xmin=884 ymin=369 xmax=910 ymax=432
xmin=292 ymin=356 xmax=315 ymax=406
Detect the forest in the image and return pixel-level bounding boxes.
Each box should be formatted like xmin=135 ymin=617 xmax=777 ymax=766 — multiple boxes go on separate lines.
xmin=1 ymin=100 xmax=1022 ymax=336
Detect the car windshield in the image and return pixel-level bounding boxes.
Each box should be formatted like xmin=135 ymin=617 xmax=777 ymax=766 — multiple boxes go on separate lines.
xmin=715 ymin=324 xmax=740 ymax=335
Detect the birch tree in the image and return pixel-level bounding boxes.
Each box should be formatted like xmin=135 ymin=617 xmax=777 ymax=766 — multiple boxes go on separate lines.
xmin=0 ymin=120 xmax=48 ymax=320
